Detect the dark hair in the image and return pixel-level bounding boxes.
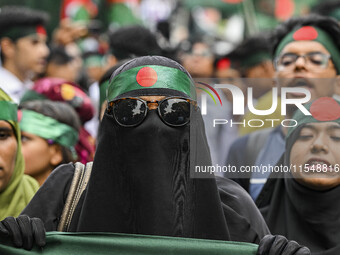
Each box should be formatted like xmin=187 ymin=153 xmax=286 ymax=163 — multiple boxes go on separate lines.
xmin=19 ymin=100 xmax=81 ymax=164
xmin=108 ymin=25 xmax=162 ymax=60
xmin=0 ymin=6 xmax=49 ymax=32
xmin=270 ymin=14 xmax=340 ymax=57
xmin=47 ymin=47 xmax=74 ymax=65
xmin=312 ymin=1 xmax=340 ymax=18
xmin=0 ymin=6 xmax=49 ymax=63
xmin=233 ymin=33 xmax=272 ymax=58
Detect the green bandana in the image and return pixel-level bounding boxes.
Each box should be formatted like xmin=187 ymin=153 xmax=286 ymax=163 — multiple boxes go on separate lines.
xmin=0 ymin=101 xmax=17 ymax=121
xmin=241 ymin=52 xmax=271 ymax=69
xmin=287 ymin=97 xmax=340 ymax=139
xmin=84 ymin=55 xmax=104 ymax=68
xmin=0 ymin=89 xmax=39 ymax=220
xmin=20 ymin=110 xmax=79 ymax=148
xmin=0 ymin=25 xmax=46 ymax=41
xmin=107 ymin=65 xmax=196 ymax=101
xmin=20 ymin=90 xmax=47 ymax=103
xmin=275 ymin=26 xmax=340 ymax=73
xmin=99 ymin=79 xmax=110 ymax=110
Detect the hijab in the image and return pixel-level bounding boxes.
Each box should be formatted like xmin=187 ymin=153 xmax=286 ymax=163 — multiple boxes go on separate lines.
xmin=257 ymin=97 xmax=340 ymax=254
xmin=0 ymin=89 xmax=39 ymax=220
xmin=71 ymin=56 xmax=268 ymax=241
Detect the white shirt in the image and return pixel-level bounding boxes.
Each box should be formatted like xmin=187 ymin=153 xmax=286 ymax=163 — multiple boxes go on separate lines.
xmin=0 ymin=67 xmax=32 ymax=103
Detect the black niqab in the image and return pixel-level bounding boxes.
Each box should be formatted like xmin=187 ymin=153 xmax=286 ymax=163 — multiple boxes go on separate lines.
xmin=22 ymin=56 xmax=269 ymax=243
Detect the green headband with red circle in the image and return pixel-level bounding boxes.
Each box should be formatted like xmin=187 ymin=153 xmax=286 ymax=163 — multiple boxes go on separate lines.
xmin=0 ymin=24 xmax=46 ymax=41
xmin=19 ymin=110 xmax=79 ymax=147
xmin=0 ymin=101 xmax=18 ymax=121
xmin=107 ymin=65 xmax=196 ymax=101
xmin=275 ymin=26 xmax=340 ymax=73
xmin=287 ymin=97 xmax=340 ymax=139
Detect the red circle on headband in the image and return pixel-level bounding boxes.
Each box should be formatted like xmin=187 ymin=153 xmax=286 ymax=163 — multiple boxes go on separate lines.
xmin=293 ymin=26 xmax=318 ymax=41
xmin=217 ymin=58 xmax=231 ymax=70
xmin=310 ymin=97 xmax=340 ymax=121
xmin=136 ymin=67 xmax=158 ymax=87
xmin=222 ymin=0 xmax=243 ymax=3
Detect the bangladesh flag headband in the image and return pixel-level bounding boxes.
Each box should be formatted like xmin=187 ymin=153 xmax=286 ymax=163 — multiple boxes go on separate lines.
xmin=19 ymin=110 xmax=79 ymax=148
xmin=287 ymin=97 xmax=340 ymax=139
xmin=0 ymin=24 xmax=46 ymax=41
xmin=107 ymin=65 xmax=196 ymax=101
xmin=0 ymin=101 xmax=18 ymax=121
xmin=275 ymin=26 xmax=340 ymax=73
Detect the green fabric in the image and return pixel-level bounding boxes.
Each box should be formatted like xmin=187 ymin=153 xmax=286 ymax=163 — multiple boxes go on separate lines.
xmin=241 ymin=51 xmax=271 ymax=69
xmin=20 ymin=89 xmax=47 ymax=104
xmin=286 ymin=98 xmax=340 ymax=139
xmin=107 ymin=65 xmax=196 ymax=101
xmin=0 ymin=89 xmax=39 ymax=221
xmin=0 ymin=232 xmax=258 ymax=255
xmin=274 ymin=26 xmax=340 ymax=73
xmin=73 ymin=6 xmax=91 ymax=22
xmin=0 ymin=101 xmax=18 ymax=122
xmin=108 ymin=3 xmax=141 ymax=27
xmin=84 ymin=55 xmax=104 ymax=67
xmin=20 ymin=110 xmax=79 ymax=147
xmin=99 ymin=79 xmax=109 ymax=110
xmin=0 ymin=26 xmax=36 ymax=40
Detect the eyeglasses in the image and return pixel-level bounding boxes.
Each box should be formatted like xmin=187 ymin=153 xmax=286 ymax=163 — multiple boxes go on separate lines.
xmin=274 ymin=52 xmax=331 ymax=72
xmin=107 ymin=97 xmax=198 ymax=127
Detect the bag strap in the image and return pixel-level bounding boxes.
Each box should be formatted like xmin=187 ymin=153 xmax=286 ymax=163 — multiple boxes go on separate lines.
xmin=57 ymin=162 xmax=93 ymax=232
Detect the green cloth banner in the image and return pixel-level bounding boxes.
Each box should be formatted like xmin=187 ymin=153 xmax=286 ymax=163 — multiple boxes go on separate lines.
xmin=0 ymin=232 xmax=258 ymax=255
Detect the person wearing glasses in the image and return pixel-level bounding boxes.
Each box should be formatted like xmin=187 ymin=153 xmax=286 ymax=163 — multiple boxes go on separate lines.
xmin=0 ymin=56 xmax=309 ymax=254
xmin=226 ymin=14 xmax=340 ymax=201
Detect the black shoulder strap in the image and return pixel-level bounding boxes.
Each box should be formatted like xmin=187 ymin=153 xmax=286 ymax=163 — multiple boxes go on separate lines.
xmin=57 ymin=162 xmax=93 ymax=232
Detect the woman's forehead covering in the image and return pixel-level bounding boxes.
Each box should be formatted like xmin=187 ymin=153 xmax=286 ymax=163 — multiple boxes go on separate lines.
xmin=107 ymin=56 xmax=197 ymax=101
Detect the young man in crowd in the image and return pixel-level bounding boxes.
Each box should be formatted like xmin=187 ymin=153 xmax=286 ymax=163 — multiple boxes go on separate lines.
xmin=0 ymin=6 xmax=50 ymax=103
xmin=226 ymin=14 xmax=340 ymax=201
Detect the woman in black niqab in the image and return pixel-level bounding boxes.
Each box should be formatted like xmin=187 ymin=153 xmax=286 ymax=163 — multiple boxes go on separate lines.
xmin=22 ymin=56 xmax=269 ymax=243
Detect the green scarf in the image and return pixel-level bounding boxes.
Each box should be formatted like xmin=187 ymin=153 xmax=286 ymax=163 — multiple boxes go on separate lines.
xmin=0 ymin=89 xmax=39 ymax=220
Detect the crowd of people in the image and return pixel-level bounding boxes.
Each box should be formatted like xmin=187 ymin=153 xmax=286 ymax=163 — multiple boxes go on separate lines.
xmin=1 ymin=1 xmax=340 ymax=254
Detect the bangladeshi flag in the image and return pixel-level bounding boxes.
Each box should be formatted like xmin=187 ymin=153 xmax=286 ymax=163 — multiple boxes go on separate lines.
xmin=0 ymin=232 xmax=258 ymax=255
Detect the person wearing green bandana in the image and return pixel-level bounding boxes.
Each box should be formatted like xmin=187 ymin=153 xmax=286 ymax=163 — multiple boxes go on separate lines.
xmin=0 ymin=6 xmax=49 ymax=103
xmin=257 ymin=97 xmax=340 ymax=254
xmin=0 ymin=88 xmax=39 ymax=221
xmin=235 ymin=33 xmax=280 ymax=136
xmin=19 ymin=100 xmax=81 ymax=186
xmin=226 ymin=14 xmax=340 ymax=202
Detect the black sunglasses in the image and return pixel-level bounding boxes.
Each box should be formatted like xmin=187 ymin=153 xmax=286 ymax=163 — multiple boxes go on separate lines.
xmin=108 ymin=97 xmax=197 ymax=127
